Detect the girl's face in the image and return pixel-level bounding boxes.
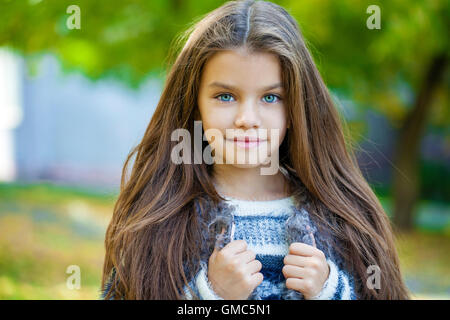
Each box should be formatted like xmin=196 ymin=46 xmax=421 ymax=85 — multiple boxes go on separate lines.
xmin=197 ymin=48 xmax=289 ymax=168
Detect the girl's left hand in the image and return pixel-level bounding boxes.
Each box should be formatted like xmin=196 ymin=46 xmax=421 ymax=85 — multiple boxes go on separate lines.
xmin=282 ymin=242 xmax=330 ymax=299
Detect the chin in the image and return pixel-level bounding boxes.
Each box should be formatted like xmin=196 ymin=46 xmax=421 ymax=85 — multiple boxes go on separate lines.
xmin=230 ymin=163 xmax=263 ymax=169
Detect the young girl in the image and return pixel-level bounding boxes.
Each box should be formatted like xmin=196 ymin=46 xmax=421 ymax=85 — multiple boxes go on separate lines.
xmin=101 ymin=0 xmax=410 ymax=300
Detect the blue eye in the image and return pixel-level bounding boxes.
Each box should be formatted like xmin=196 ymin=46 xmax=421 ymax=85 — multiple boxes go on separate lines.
xmin=215 ymin=93 xmax=281 ymax=103
xmin=216 ymin=93 xmax=234 ymax=102
xmin=263 ymin=94 xmax=281 ymax=103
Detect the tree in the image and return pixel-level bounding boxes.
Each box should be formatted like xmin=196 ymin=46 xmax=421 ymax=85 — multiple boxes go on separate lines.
xmin=0 ymin=0 xmax=224 ymax=87
xmin=282 ymin=0 xmax=449 ymax=231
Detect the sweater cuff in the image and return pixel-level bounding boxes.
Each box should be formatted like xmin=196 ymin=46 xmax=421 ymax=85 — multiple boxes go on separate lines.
xmin=310 ymin=259 xmax=339 ymax=300
xmin=195 ymin=261 xmax=224 ymax=300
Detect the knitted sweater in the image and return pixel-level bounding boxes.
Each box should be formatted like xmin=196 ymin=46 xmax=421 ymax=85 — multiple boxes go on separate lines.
xmin=100 ymin=194 xmax=357 ymax=300
xmin=183 ymin=194 xmax=357 ymax=300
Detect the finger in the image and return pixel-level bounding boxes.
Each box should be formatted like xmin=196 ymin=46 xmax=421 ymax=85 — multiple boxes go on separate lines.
xmin=310 ymin=234 xmax=316 ymax=248
xmin=282 ymin=264 xmax=308 ymax=279
xmin=214 ymin=227 xmax=227 ymax=250
xmin=250 ymin=272 xmax=264 ymax=288
xmin=246 ymin=259 xmax=263 ymax=275
xmin=306 ymin=225 xmax=316 ymax=248
xmin=288 ymin=242 xmax=317 ymax=257
xmin=285 ymin=278 xmax=309 ymax=293
xmin=283 ymin=254 xmax=309 ymax=267
xmin=212 ymin=227 xmax=225 ymax=251
xmin=235 ymin=249 xmax=257 ymax=264
xmin=221 ymin=239 xmax=248 ymax=255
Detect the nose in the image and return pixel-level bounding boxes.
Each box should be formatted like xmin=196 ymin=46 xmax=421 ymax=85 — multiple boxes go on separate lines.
xmin=234 ymin=99 xmax=261 ymax=129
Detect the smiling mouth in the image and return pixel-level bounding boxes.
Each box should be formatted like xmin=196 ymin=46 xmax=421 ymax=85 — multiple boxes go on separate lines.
xmin=225 ymin=138 xmax=267 ymax=149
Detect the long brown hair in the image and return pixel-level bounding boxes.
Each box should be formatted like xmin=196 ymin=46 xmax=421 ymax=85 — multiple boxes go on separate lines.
xmin=102 ymin=0 xmax=410 ymax=299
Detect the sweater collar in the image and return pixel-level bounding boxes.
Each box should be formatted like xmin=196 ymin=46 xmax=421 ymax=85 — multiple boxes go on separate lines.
xmin=219 ymin=194 xmax=296 ymax=217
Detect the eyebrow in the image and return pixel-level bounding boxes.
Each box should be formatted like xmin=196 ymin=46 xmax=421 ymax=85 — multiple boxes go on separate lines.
xmin=208 ymin=82 xmax=283 ymax=91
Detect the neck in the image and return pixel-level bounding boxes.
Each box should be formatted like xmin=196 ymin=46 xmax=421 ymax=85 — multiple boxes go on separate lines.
xmin=212 ymin=164 xmax=291 ymax=201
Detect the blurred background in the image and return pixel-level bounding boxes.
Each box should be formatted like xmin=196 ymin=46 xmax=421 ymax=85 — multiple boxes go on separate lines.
xmin=0 ymin=0 xmax=448 ymax=299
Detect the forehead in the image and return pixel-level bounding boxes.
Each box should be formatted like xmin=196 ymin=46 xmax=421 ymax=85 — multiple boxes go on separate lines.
xmin=200 ymin=49 xmax=283 ymax=91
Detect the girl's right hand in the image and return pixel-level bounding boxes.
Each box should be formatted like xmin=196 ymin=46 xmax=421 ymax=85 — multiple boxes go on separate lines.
xmin=207 ymin=237 xmax=264 ymax=300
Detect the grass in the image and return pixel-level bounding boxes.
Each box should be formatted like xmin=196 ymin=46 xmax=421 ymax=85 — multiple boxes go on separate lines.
xmin=0 ymin=182 xmax=112 ymax=300
xmin=395 ymin=230 xmax=450 ymax=299
xmin=0 ymin=182 xmax=448 ymax=299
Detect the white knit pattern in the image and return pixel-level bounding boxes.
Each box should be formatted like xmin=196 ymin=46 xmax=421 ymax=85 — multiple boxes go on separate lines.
xmin=221 ymin=195 xmax=296 ymax=217
xmin=183 ymin=195 xmax=355 ymax=300
xmin=195 ymin=261 xmax=224 ymax=300
xmin=310 ymin=259 xmax=339 ymax=300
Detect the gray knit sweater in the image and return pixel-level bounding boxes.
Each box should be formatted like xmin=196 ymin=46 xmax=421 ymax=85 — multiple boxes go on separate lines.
xmin=183 ymin=194 xmax=357 ymax=300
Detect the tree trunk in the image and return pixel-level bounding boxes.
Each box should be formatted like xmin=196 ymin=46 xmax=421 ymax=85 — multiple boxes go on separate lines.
xmin=392 ymin=53 xmax=447 ymax=232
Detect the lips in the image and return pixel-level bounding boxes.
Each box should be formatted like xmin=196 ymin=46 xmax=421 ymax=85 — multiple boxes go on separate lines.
xmin=233 ymin=137 xmax=264 ymax=142
xmin=224 ymin=136 xmax=267 ymax=149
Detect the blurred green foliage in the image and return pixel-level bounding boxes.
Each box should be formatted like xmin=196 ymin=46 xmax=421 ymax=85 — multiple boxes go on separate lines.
xmin=0 ymin=182 xmax=115 ymax=299
xmin=288 ymin=0 xmax=449 ymax=130
xmin=372 ymin=158 xmax=450 ymax=204
xmin=1 ymin=0 xmax=448 ymax=127
xmin=420 ymin=159 xmax=450 ymax=203
xmin=0 ymin=0 xmax=227 ymax=86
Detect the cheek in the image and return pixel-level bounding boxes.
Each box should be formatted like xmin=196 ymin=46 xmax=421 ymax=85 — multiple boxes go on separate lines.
xmin=263 ymin=110 xmax=288 ymax=141
xmin=197 ymin=108 xmax=227 ymax=147
xmin=201 ymin=115 xmax=228 ymax=134
xmin=199 ymin=110 xmax=232 ymax=134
